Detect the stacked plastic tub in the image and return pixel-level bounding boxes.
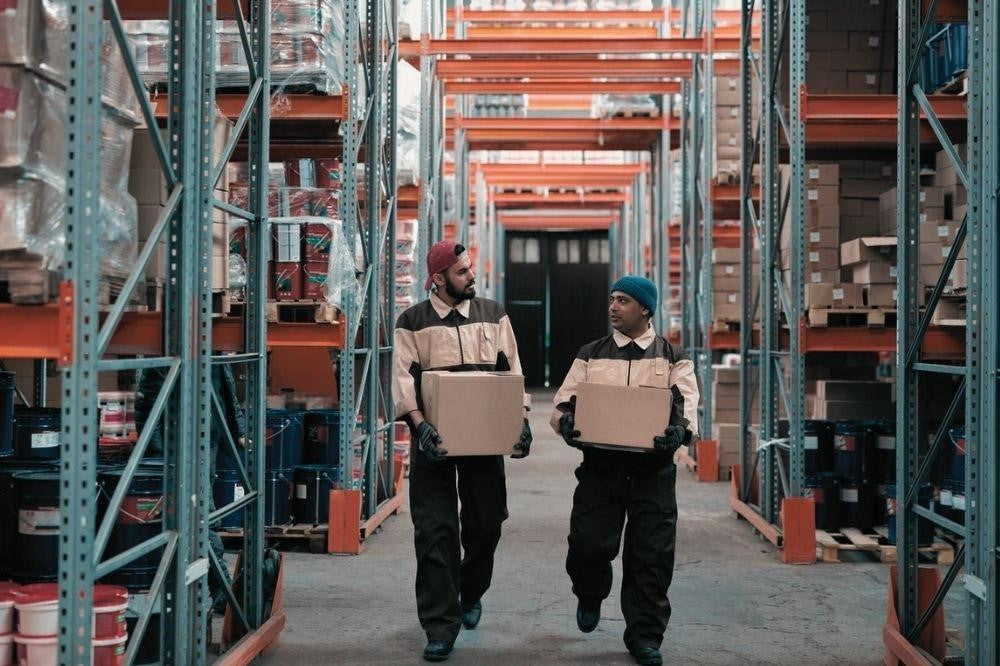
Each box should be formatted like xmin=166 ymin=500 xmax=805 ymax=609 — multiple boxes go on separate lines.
xmin=395 ymin=218 xmax=419 ymax=318
xmin=0 ymin=1 xmax=139 ymax=300
xmin=5 ymin=583 xmax=128 ymax=665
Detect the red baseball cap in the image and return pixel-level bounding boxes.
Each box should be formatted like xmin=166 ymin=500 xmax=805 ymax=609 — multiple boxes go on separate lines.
xmin=424 ymin=241 xmax=467 ymax=290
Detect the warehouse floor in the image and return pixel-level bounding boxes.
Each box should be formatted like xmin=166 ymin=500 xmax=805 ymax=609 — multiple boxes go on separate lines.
xmin=259 ymin=392 xmax=900 ymax=665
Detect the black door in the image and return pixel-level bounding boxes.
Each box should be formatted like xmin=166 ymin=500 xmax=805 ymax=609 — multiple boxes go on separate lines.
xmin=505 ymin=231 xmax=610 ymax=388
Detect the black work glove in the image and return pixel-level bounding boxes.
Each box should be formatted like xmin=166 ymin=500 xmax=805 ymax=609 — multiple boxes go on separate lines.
xmin=512 ymin=418 xmax=532 ymax=459
xmin=653 ymin=425 xmax=690 ymax=453
xmin=415 ymin=421 xmax=447 ymax=461
xmin=558 ymin=410 xmax=582 ymax=449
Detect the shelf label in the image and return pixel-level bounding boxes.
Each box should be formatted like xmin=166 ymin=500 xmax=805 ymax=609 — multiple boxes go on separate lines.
xmin=804 ymin=435 xmax=818 ymax=450
xmin=832 ymin=288 xmax=845 ymax=300
xmin=31 ymin=431 xmax=59 ymax=449
xmin=839 ymin=487 xmax=859 ymax=503
xmin=296 ymin=483 xmax=308 ymax=499
xmin=234 ymin=484 xmax=245 ymax=501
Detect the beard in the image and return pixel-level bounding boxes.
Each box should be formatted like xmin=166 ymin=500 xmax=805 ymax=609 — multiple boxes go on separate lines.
xmin=445 ymin=277 xmax=476 ymax=301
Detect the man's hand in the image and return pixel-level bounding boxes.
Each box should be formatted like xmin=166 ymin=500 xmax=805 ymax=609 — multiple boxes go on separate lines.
xmin=512 ymin=418 xmax=532 ymax=459
xmin=558 ymin=410 xmax=582 ymax=448
xmin=652 ymin=425 xmax=690 ymax=453
xmin=415 ymin=421 xmax=447 ymax=461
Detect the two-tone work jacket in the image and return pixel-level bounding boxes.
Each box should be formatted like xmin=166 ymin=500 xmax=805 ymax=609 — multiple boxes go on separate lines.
xmin=550 ymin=324 xmax=700 ymax=470
xmin=393 ymin=292 xmax=530 ymax=423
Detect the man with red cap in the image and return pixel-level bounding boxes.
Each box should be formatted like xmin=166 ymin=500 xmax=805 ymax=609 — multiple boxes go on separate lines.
xmin=393 ymin=240 xmax=532 ymax=662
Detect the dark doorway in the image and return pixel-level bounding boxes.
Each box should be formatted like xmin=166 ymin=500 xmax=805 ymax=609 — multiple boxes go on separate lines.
xmin=504 ymin=232 xmax=610 ymax=388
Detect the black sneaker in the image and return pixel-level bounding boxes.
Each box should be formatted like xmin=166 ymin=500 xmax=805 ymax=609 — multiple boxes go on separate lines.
xmin=576 ymin=600 xmax=600 ymax=633
xmin=461 ymin=600 xmax=483 ymax=629
xmin=630 ymin=647 xmax=663 ymax=665
xmin=422 ymin=640 xmax=454 ymax=662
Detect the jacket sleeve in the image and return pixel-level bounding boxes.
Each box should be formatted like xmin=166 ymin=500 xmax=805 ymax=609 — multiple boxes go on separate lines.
xmin=550 ymin=356 xmax=587 ymax=433
xmin=392 ymin=315 xmax=421 ymax=418
xmin=668 ymin=355 xmax=700 ymax=438
xmin=498 ymin=313 xmax=531 ymax=412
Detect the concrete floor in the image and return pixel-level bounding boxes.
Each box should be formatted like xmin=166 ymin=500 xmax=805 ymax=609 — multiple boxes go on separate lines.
xmin=260 ymin=391 xmax=902 ymax=665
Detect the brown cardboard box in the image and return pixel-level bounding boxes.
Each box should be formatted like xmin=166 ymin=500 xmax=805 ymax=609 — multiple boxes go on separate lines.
xmin=848 ymin=32 xmax=883 ymax=50
xmin=851 ymin=260 xmax=896 ymax=284
xmin=846 ymin=71 xmax=888 ymax=92
xmin=713 ymin=276 xmax=742 ymax=292
xmin=713 ymin=292 xmax=739 ymax=308
xmin=804 ymin=164 xmax=840 ymax=185
xmin=805 ymin=283 xmax=865 ymax=308
xmin=812 ymin=399 xmax=894 ymax=420
xmin=805 ymin=228 xmax=840 ymax=248
xmin=712 ymin=248 xmax=741 ymax=263
xmin=952 ymin=259 xmax=968 ymax=290
xmin=713 ymin=263 xmax=741 ymax=278
xmin=713 ymin=381 xmax=741 ymax=399
xmin=806 ymin=248 xmax=840 ymax=270
xmin=805 ymin=269 xmax=842 ymax=285
xmin=841 ymin=178 xmax=891 ymax=199
xmin=713 ymin=365 xmax=740 ymax=384
xmin=840 ymin=216 xmax=881 ymax=241
xmin=575 ymin=383 xmax=671 ymax=451
xmin=713 ymin=304 xmax=742 ymax=321
xmin=805 ymin=205 xmax=840 ymax=228
xmin=805 ymin=186 xmax=839 ymax=207
xmin=421 ymin=371 xmax=524 ymax=456
xmin=841 ymin=236 xmax=897 ymax=265
xmin=919 ymin=241 xmax=949 ymax=266
xmin=921 ymin=264 xmax=952 ymax=289
xmin=866 ymin=284 xmax=897 ymax=307
xmin=919 ymin=219 xmax=960 ymax=244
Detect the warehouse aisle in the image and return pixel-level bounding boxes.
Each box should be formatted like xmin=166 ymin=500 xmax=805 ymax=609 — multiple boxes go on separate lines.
xmin=261 ymin=392 xmax=888 ymax=665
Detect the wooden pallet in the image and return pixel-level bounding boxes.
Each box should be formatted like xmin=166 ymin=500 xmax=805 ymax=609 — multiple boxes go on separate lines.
xmin=217 ymin=523 xmax=329 ymax=553
xmin=816 ymin=527 xmax=956 ymax=564
xmin=266 ymin=299 xmax=339 ymax=323
xmin=612 ymin=106 xmax=660 ymax=118
xmin=807 ymin=307 xmax=895 ymax=328
xmin=931 ymin=297 xmax=966 ymax=327
xmin=711 ymin=319 xmax=743 ymax=333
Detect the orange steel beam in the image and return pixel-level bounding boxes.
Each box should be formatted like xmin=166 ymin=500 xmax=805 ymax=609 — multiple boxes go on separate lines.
xmin=117 ymin=0 xmax=248 ymax=18
xmin=803 ymin=121 xmax=948 ymax=146
xmin=491 ymin=192 xmax=629 ymax=205
xmin=801 ymin=92 xmax=967 ymax=120
xmin=447 ymin=9 xmax=750 ymax=23
xmin=153 ymin=93 xmax=346 ymax=121
xmin=477 ymin=163 xmax=646 ymax=175
xmin=484 ymin=175 xmax=641 ymax=187
xmin=437 ymin=58 xmax=695 ymax=78
xmin=443 ymin=25 xmax=760 ymax=40
xmin=411 ymin=37 xmax=706 ymax=55
xmin=445 ymin=80 xmax=683 ymax=94
xmin=456 ymin=116 xmax=677 ymax=131
xmin=460 ymin=137 xmax=679 ymax=151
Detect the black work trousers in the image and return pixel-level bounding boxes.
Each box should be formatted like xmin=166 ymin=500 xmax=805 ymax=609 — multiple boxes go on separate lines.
xmin=566 ymin=460 xmax=678 ymax=651
xmin=409 ymin=445 xmax=508 ymax=642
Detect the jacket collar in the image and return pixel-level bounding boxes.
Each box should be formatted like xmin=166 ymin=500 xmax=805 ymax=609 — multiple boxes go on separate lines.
xmin=613 ymin=323 xmax=656 ymax=350
xmin=430 ymin=291 xmax=471 ymax=319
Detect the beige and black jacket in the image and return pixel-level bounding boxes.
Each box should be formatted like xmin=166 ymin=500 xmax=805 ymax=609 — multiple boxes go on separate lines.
xmin=393 ymin=292 xmax=529 ymax=423
xmin=550 ymin=325 xmax=700 ymax=467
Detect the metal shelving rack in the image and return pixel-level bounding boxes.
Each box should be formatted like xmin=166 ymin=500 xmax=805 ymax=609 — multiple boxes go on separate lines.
xmin=57 ymin=1 xmax=274 ymax=662
xmin=337 ymin=0 xmax=398 ymax=524
xmin=888 ymin=1 xmax=997 ymax=663
xmin=419 ymin=0 xmax=446 ymax=292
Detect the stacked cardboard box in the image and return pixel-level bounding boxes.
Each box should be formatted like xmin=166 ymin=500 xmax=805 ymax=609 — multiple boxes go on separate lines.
xmin=800 ymin=0 xmax=896 ymax=94
xmin=841 ymin=236 xmax=898 ymax=308
xmin=932 ymin=144 xmax=968 ymax=293
xmin=711 ymin=247 xmax=759 ymax=322
xmin=811 ymin=379 xmax=894 ymax=420
xmin=839 ymin=160 xmax=895 ymax=241
xmin=714 ymin=76 xmax=759 ymax=182
xmin=131 ymin=113 xmax=233 ymax=291
xmin=711 ymin=365 xmax=741 ymax=478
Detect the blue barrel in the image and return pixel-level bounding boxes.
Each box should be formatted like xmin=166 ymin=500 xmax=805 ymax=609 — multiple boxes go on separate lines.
xmin=98 ymin=466 xmax=164 ymax=586
xmin=833 ymin=421 xmax=866 ymax=481
xmin=264 ymin=469 xmax=293 ymax=526
xmin=803 ymin=474 xmax=840 ymax=531
xmin=303 ymin=409 xmax=340 ymax=465
xmin=875 ymin=420 xmax=896 ymax=483
xmin=0 ymin=459 xmax=57 ymax=577
xmin=213 ymin=468 xmax=246 ymax=530
xmin=803 ymin=420 xmax=834 ymax=476
xmin=12 ymin=407 xmax=60 ymax=460
xmin=948 ymin=24 xmax=968 ymax=72
xmin=11 ymin=470 xmax=62 ymax=581
xmin=265 ymin=410 xmax=303 ymax=471
xmin=885 ymin=483 xmax=934 ymax=546
xmin=292 ymin=464 xmax=339 ymax=524
xmin=839 ymin=481 xmax=877 ymax=533
xmin=0 ymin=371 xmax=14 ymax=457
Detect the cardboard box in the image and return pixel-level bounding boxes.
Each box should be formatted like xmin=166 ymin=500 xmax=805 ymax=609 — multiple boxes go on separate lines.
xmin=806 ymin=269 xmax=843 ymax=284
xmin=713 ymin=292 xmax=739 ymax=308
xmin=804 ymin=205 xmax=840 ymax=228
xmin=851 ymin=260 xmax=897 ymax=284
xmin=713 ymin=365 xmax=740 ymax=384
xmin=840 ymin=178 xmax=891 ymax=199
xmin=811 ymin=399 xmax=894 ymax=420
xmin=712 ymin=248 xmax=741 ymax=263
xmin=840 ymin=216 xmax=882 ymax=241
xmin=951 ymin=259 xmax=968 ymax=290
xmin=421 ymin=371 xmax=524 ymax=456
xmin=841 ymin=236 xmax=897 ymax=265
xmin=804 ymin=163 xmax=840 ymax=185
xmin=919 ymin=241 xmax=950 ymax=266
xmin=574 ymin=383 xmax=671 ymax=451
xmin=919 ymin=219 xmax=960 ymax=244
xmin=713 ymin=276 xmax=742 ymax=292
xmin=866 ymin=284 xmax=897 ymax=307
xmin=803 ymin=249 xmax=840 ymax=270
xmin=713 ymin=263 xmax=741 ymax=278
xmin=805 ymin=186 xmax=839 ymax=207
xmin=805 ymin=283 xmax=865 ymax=308
xmin=713 ymin=304 xmax=742 ymax=321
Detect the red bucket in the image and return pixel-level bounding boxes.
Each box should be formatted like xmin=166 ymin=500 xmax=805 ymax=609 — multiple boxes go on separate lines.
xmin=92 ymin=586 xmax=128 ymax=639
xmin=92 ymin=633 xmax=128 ymax=666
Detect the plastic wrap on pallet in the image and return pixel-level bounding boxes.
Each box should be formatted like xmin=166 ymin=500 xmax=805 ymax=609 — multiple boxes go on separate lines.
xmin=267 ymin=216 xmax=357 ymax=311
xmin=0 ymin=172 xmax=137 ymax=274
xmin=0 ymin=67 xmax=135 ymax=193
xmin=591 ymin=94 xmax=657 ymax=119
xmin=228 ymin=184 xmax=340 ymax=218
xmin=398 ymin=0 xmax=422 ymax=40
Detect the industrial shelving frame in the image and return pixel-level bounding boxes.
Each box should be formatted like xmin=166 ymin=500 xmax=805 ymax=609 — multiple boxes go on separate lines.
xmin=57 ymin=1 xmax=275 ymax=662
xmin=889 ymin=1 xmax=997 ymax=663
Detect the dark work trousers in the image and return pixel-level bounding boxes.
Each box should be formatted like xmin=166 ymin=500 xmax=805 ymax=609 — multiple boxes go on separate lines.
xmin=566 ymin=460 xmax=678 ymax=651
xmin=409 ymin=444 xmax=509 ymax=642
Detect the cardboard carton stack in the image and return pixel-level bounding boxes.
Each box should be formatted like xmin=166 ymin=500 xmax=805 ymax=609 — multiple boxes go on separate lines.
xmin=131 ymin=112 xmax=234 ymax=295
xmin=711 ymin=247 xmax=759 ymax=323
xmin=931 ymin=144 xmax=968 ymax=297
xmin=714 ymin=76 xmax=759 ymax=183
xmin=803 ymin=355 xmax=885 ymax=418
xmin=800 ymin=0 xmax=896 ymax=94
xmin=711 ymin=365 xmax=742 ymax=478
xmin=840 ymin=236 xmax=898 ymax=309
xmin=810 ymin=379 xmax=894 ymax=420
xmin=839 ymin=160 xmax=895 ymax=241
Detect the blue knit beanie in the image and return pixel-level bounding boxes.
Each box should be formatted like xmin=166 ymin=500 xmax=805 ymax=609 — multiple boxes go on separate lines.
xmin=611 ymin=275 xmax=657 ymax=314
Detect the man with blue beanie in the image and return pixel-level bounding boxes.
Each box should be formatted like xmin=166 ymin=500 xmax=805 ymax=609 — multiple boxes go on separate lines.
xmin=550 ymin=275 xmax=700 ymax=666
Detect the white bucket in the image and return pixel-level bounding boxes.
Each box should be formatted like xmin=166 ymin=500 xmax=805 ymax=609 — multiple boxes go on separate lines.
xmin=0 ymin=596 xmax=14 ymax=635
xmin=0 ymin=632 xmax=14 ymax=666
xmin=13 ymin=594 xmax=58 ymax=638
xmin=13 ymin=633 xmax=57 ymax=666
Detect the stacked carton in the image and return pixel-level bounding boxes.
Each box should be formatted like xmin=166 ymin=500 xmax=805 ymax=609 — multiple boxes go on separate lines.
xmin=131 ymin=113 xmax=233 ymax=293
xmin=810 ymin=379 xmax=894 ymax=420
xmin=931 ymin=144 xmax=968 ymax=294
xmin=841 ymin=236 xmax=898 ymax=308
xmin=714 ymin=76 xmax=758 ymax=183
xmin=711 ymin=247 xmax=759 ymax=322
xmin=800 ymin=0 xmax=896 ymax=94
xmin=839 ymin=160 xmax=895 ymax=241
xmin=711 ymin=365 xmax=741 ymax=478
